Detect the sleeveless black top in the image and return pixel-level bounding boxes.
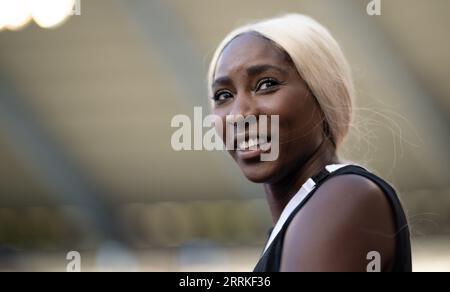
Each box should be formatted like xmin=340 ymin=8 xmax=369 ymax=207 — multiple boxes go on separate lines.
xmin=253 ymin=164 xmax=412 ymax=272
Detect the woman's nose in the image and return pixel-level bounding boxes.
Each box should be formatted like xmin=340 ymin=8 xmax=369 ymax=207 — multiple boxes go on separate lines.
xmin=227 ymin=93 xmax=258 ymax=123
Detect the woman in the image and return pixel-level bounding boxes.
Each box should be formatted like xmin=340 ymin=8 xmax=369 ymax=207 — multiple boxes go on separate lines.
xmin=207 ymin=14 xmax=411 ymax=272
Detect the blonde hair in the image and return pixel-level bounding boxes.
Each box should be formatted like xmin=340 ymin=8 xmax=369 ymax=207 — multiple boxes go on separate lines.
xmin=207 ymin=13 xmax=355 ymax=148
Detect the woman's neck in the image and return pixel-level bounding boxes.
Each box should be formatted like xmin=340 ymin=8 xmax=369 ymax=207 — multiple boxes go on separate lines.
xmin=264 ymin=138 xmax=340 ymax=224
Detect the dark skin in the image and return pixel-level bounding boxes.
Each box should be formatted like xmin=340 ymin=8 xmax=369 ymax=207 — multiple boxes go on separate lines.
xmin=211 ymin=32 xmax=396 ymax=272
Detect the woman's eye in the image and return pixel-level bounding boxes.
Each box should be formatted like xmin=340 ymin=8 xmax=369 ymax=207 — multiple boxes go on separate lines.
xmin=256 ymin=78 xmax=280 ymax=91
xmin=213 ymin=90 xmax=233 ymax=103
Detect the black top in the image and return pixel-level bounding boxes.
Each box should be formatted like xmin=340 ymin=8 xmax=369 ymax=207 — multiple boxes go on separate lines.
xmin=253 ymin=164 xmax=412 ymax=272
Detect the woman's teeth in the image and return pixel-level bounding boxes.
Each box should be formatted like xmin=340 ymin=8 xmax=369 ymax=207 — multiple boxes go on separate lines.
xmin=238 ymin=138 xmax=270 ymax=150
xmin=238 ymin=140 xmax=249 ymax=150
xmin=248 ymin=138 xmax=257 ymax=148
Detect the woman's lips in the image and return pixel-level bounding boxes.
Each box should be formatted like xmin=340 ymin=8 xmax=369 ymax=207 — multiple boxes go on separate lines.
xmin=236 ymin=139 xmax=272 ymax=160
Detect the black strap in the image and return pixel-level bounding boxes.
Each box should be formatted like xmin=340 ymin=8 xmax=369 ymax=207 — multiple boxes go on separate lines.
xmin=311 ymin=168 xmax=330 ymax=185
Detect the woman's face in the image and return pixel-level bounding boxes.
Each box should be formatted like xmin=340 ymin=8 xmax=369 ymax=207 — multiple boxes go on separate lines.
xmin=212 ymin=32 xmax=325 ymax=183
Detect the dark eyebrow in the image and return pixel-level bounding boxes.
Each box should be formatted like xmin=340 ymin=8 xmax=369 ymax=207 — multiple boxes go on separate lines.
xmin=212 ymin=64 xmax=288 ymax=88
xmin=212 ymin=76 xmax=232 ymax=88
xmin=246 ymin=64 xmax=288 ymax=77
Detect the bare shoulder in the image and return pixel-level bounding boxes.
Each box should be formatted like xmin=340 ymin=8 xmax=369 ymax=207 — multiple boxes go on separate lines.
xmin=280 ymin=174 xmax=396 ymax=272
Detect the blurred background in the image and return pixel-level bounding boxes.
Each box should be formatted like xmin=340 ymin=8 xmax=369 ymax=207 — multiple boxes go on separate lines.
xmin=0 ymin=0 xmax=449 ymax=272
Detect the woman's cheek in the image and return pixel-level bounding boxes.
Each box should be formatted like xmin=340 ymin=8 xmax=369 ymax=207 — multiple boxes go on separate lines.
xmin=213 ymin=115 xmax=226 ymax=144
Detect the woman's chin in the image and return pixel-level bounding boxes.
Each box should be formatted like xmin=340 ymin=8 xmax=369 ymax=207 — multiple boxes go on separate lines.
xmin=238 ymin=161 xmax=278 ymax=183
